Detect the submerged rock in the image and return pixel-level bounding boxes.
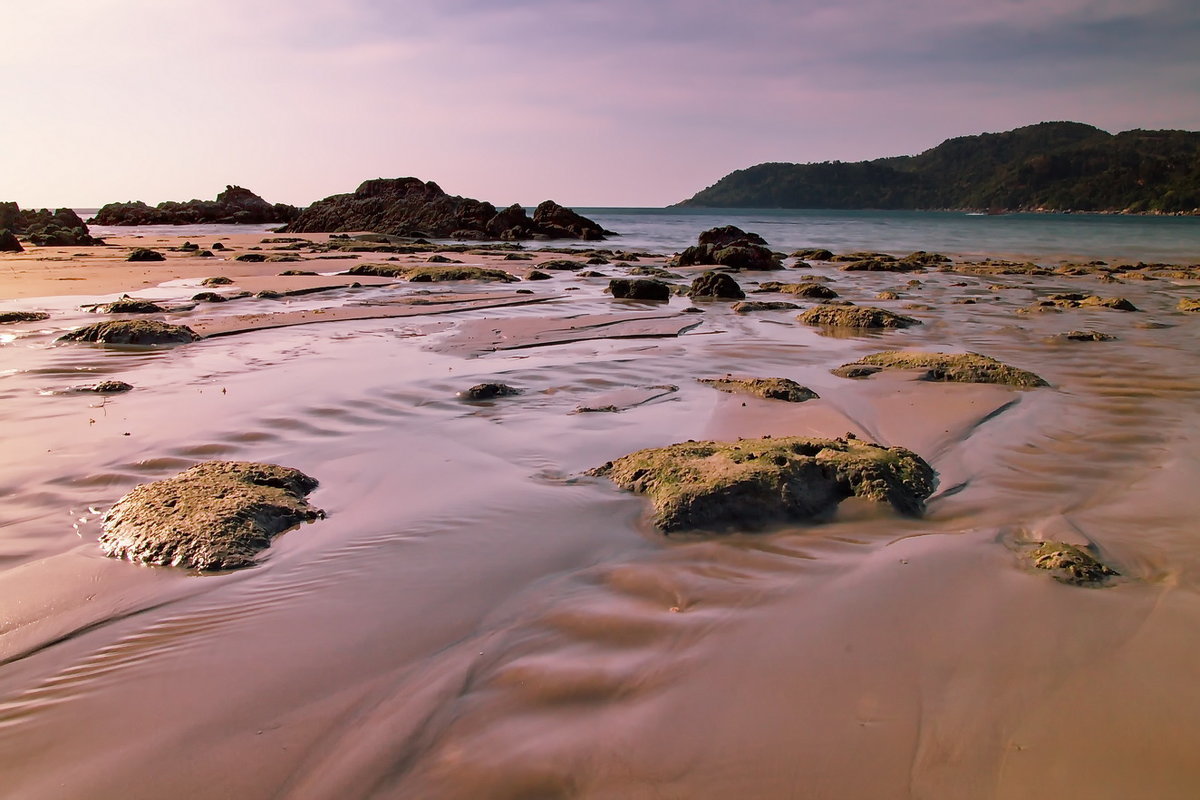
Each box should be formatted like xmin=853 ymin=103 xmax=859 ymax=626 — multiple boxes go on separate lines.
xmin=732 ymin=301 xmax=800 ymax=314
xmin=589 ymin=436 xmax=936 ymax=533
xmin=76 ymin=380 xmax=133 ymax=393
xmin=688 ymin=271 xmax=745 ymax=299
xmin=59 ymin=320 xmax=200 ymax=345
xmin=609 ymin=278 xmax=671 ymax=301
xmin=1055 ymin=330 xmax=1116 ymax=342
xmin=1027 ymin=541 xmax=1118 ymax=586
xmin=839 ymin=257 xmax=922 ymax=273
xmin=460 ymin=382 xmax=521 ymax=400
xmin=699 ymin=377 xmax=819 ymax=403
xmin=835 ymin=350 xmax=1047 ymax=387
xmin=100 ymin=461 xmax=323 ymax=571
xmin=0 ymin=310 xmax=49 ymax=323
xmin=1025 ymin=293 xmax=1139 ymax=312
xmin=126 ymin=248 xmax=165 ymax=262
xmin=799 ymin=305 xmax=919 ymax=328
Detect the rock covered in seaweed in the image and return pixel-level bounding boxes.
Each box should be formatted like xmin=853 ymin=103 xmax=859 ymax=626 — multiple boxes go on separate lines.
xmin=100 ymin=461 xmax=323 ymax=571
xmin=589 ymin=436 xmax=936 ymax=533
xmin=699 ymin=377 xmax=819 ymax=402
xmin=834 ymin=350 xmax=1047 ymax=387
xmin=799 ymin=305 xmax=919 ymax=328
xmin=58 ymin=319 xmax=200 ymax=345
xmin=732 ymin=301 xmax=800 ymax=314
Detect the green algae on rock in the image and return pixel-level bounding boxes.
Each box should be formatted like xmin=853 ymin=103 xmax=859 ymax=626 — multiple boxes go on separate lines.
xmin=835 ymin=350 xmax=1047 ymax=387
xmin=799 ymin=305 xmax=919 ymax=329
xmin=58 ymin=319 xmax=200 ymax=345
xmin=1028 ymin=541 xmax=1118 ymax=586
xmin=589 ymin=436 xmax=936 ymax=533
xmin=699 ymin=376 xmax=819 ymax=403
xmin=100 ymin=461 xmax=324 ymax=571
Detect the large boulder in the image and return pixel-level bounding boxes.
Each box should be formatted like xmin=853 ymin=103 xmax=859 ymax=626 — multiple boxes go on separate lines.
xmin=58 ymin=320 xmax=199 ymax=345
xmin=589 ymin=436 xmax=936 ymax=533
xmin=100 ymin=461 xmax=323 ymax=570
xmin=92 ymin=185 xmax=299 ymax=226
xmin=688 ymin=271 xmax=745 ymax=299
xmin=698 ymin=225 xmax=768 ymax=248
xmin=283 ymin=177 xmax=612 ymax=241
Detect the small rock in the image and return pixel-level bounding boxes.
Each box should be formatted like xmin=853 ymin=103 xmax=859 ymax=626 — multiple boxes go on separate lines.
xmin=799 ymin=305 xmax=919 ymax=328
xmin=1028 ymin=541 xmax=1118 ymax=586
xmin=700 ymin=377 xmax=818 ymax=402
xmin=0 ymin=310 xmax=50 ymax=324
xmin=609 ymin=278 xmax=671 ymax=301
xmin=460 ymin=382 xmax=521 ymax=400
xmin=688 ymin=271 xmax=745 ymax=299
xmin=526 ymin=270 xmax=552 ymax=280
xmin=59 ymin=320 xmax=199 ymax=345
xmin=126 ymin=248 xmax=165 ymax=262
xmin=732 ymin=301 xmax=800 ymax=314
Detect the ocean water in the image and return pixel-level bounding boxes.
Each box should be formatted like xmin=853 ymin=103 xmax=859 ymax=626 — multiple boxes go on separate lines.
xmin=79 ymin=207 xmax=1200 ymax=264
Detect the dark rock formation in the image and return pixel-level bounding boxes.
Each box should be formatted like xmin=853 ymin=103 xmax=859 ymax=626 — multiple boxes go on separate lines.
xmin=100 ymin=461 xmax=323 ymax=570
xmin=202 ymin=276 xmax=234 ymax=286
xmin=127 ymin=248 xmax=165 ymax=262
xmin=732 ymin=301 xmax=800 ymax=313
xmin=0 ymin=203 xmax=101 ymax=246
xmin=589 ymin=436 xmax=936 ymax=533
xmin=699 ymin=377 xmax=819 ymax=402
xmin=59 ymin=320 xmax=200 ymax=345
xmin=0 ymin=229 xmax=23 ymax=252
xmin=460 ymin=383 xmax=521 ymax=400
xmin=675 ymin=226 xmax=780 ymax=271
xmin=698 ymin=225 xmax=768 ymax=248
xmin=99 ymin=298 xmax=166 ymax=313
xmin=791 ymin=248 xmax=834 ymax=260
xmin=758 ymin=281 xmax=838 ymax=299
xmin=834 ymin=350 xmax=1047 ymax=387
xmin=406 ymin=266 xmax=517 ymax=282
xmin=75 ymin=380 xmax=134 ymax=393
xmin=234 ymin=252 xmax=268 ymax=262
xmin=688 ymin=271 xmax=745 ymax=299
xmin=91 ymin=185 xmax=300 ymax=226
xmin=609 ymin=278 xmax=671 ymax=301
xmin=799 ymin=305 xmax=920 ymax=328
xmin=282 ymin=178 xmax=612 ymax=241
xmin=0 ymin=310 xmax=49 ymax=323
xmin=1056 ymin=330 xmax=1116 ymax=341
xmin=526 ymin=270 xmax=552 ymax=280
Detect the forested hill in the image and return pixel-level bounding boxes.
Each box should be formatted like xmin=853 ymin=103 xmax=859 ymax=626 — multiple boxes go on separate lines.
xmin=676 ymin=122 xmax=1200 ymax=213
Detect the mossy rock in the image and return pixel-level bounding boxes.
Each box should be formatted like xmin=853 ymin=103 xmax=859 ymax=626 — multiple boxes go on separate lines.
xmin=1029 ymin=293 xmax=1138 ymax=312
xmin=192 ymin=291 xmax=228 ymax=303
xmin=1027 ymin=541 xmax=1118 ymax=586
xmin=759 ymin=281 xmax=838 ymax=299
xmin=99 ymin=298 xmax=165 ymax=314
xmin=0 ymin=310 xmax=50 ymax=324
xmin=408 ymin=266 xmax=517 ymax=282
xmin=589 ymin=436 xmax=936 ymax=533
xmin=344 ymin=263 xmax=407 ymax=278
xmin=627 ymin=265 xmax=682 ymax=279
xmin=426 ymin=254 xmax=461 ymax=263
xmin=1178 ymin=298 xmax=1200 ymax=313
xmin=100 ymin=461 xmax=323 ymax=571
xmin=609 ymin=278 xmax=671 ymax=301
xmin=127 ymin=248 xmax=165 ymax=262
xmin=689 ymin=271 xmax=745 ymax=299
xmin=836 ymin=350 xmax=1047 ymax=387
xmin=799 ymin=305 xmax=918 ymax=328
xmin=536 ymin=259 xmax=585 ymax=271
xmin=732 ymin=301 xmax=800 ymax=314
xmin=791 ymin=248 xmax=833 ymax=260
xmin=699 ymin=377 xmax=818 ymax=403
xmin=460 ymin=382 xmax=521 ymax=400
xmin=234 ymin=252 xmax=268 ymax=263
xmin=58 ymin=320 xmax=199 ymax=345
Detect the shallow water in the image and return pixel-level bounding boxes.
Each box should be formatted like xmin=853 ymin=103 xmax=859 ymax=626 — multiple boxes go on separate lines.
xmin=2 ymin=255 xmax=1200 ymax=798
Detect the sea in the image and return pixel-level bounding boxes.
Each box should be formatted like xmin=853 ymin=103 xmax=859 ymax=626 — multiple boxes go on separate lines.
xmin=78 ymin=207 xmax=1200 ymax=264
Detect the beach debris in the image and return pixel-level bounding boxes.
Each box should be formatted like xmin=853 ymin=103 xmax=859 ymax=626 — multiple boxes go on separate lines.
xmin=0 ymin=310 xmax=49 ymax=323
xmin=1027 ymin=541 xmax=1118 ymax=586
xmin=58 ymin=319 xmax=200 ymax=345
xmin=757 ymin=281 xmax=838 ymax=299
xmin=833 ymin=350 xmax=1048 ymax=387
xmin=609 ymin=277 xmax=671 ymax=301
xmin=97 ymin=297 xmax=166 ymax=314
xmin=99 ymin=461 xmax=323 ymax=571
xmin=589 ymin=435 xmax=936 ymax=533
xmin=688 ymin=271 xmax=745 ymax=299
xmin=732 ymin=300 xmax=800 ymax=313
xmin=675 ymin=225 xmax=781 ymax=271
xmin=460 ymin=382 xmax=522 ymax=400
xmin=799 ymin=305 xmax=919 ymax=328
xmin=126 ymin=248 xmax=165 ymax=262
xmin=699 ymin=376 xmax=819 ymax=402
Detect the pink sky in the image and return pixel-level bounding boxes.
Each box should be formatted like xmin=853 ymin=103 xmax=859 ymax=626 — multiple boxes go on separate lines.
xmin=3 ymin=0 xmax=1196 ymax=208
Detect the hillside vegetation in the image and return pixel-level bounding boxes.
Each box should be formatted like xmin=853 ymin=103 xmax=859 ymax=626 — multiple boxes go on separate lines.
xmin=677 ymin=122 xmax=1200 ymax=213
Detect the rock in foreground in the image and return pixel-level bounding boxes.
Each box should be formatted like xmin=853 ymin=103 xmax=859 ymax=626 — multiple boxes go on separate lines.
xmin=283 ymin=177 xmax=611 ymax=240
xmin=589 ymin=436 xmax=936 ymax=533
xmin=1027 ymin=541 xmax=1118 ymax=586
xmin=58 ymin=320 xmax=200 ymax=345
xmin=835 ymin=350 xmax=1047 ymax=387
xmin=100 ymin=461 xmax=323 ymax=571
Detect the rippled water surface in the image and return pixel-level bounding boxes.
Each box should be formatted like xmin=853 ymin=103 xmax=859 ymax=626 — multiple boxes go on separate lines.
xmin=2 ymin=238 xmax=1200 ymax=798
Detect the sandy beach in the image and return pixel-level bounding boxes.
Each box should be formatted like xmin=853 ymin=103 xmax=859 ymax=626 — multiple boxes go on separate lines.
xmin=2 ymin=230 xmax=1200 ymax=799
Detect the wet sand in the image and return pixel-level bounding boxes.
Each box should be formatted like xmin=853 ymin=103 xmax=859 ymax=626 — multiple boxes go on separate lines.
xmin=2 ymin=233 xmax=1200 ymax=799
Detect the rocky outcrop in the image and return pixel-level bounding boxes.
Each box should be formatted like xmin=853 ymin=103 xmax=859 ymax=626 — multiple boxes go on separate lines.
xmin=688 ymin=271 xmax=745 ymax=299
xmin=834 ymin=350 xmax=1048 ymax=387
xmin=589 ymin=436 xmax=936 ymax=533
xmin=59 ymin=320 xmax=200 ymax=345
xmin=799 ymin=305 xmax=919 ymax=328
xmin=699 ymin=377 xmax=819 ymax=402
xmin=282 ymin=178 xmax=613 ymax=241
xmin=0 ymin=203 xmax=101 ymax=246
xmin=99 ymin=461 xmax=323 ymax=570
xmin=0 ymin=311 xmax=49 ymax=323
xmin=675 ymin=225 xmax=780 ymax=271
xmin=91 ymin=185 xmax=300 ymax=226
xmin=609 ymin=278 xmax=671 ymax=301
xmin=1027 ymin=541 xmax=1118 ymax=586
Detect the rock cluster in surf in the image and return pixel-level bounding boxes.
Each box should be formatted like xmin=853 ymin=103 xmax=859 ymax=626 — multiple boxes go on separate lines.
xmin=0 ymin=203 xmax=101 ymax=248
xmin=91 ymin=185 xmax=300 ymax=226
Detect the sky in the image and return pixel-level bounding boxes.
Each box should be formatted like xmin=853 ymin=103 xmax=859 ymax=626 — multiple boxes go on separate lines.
xmin=2 ymin=0 xmax=1197 ymax=208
